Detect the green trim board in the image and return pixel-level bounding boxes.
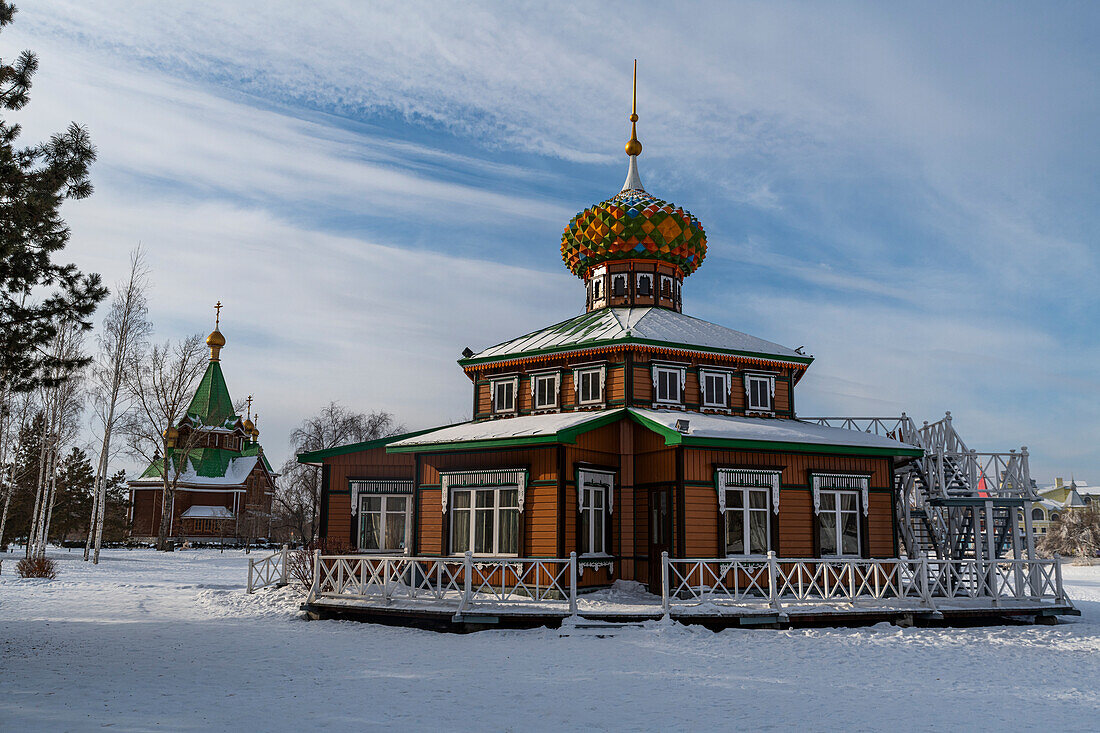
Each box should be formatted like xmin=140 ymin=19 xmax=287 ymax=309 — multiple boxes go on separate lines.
xmin=296 ymin=425 xmax=456 ymax=463
xmin=625 ymin=409 xmax=923 ymax=458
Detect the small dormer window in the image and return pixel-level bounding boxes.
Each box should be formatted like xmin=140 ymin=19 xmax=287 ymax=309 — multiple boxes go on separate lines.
xmin=746 ymin=374 xmax=775 ymax=412
xmin=612 ymin=274 xmax=627 ymax=297
xmin=637 ymin=273 xmax=652 ymax=296
xmin=491 ymin=376 xmax=518 ymax=414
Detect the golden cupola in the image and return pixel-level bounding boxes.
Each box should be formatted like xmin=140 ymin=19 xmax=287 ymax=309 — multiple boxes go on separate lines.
xmin=206 ymin=301 xmax=226 ymax=361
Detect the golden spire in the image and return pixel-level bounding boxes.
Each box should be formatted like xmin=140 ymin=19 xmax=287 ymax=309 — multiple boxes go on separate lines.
xmin=206 ymin=301 xmax=226 ymax=361
xmin=625 ymin=60 xmax=642 ymax=157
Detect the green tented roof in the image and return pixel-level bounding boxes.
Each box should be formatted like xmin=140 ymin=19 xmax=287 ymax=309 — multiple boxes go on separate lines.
xmin=186 ymin=360 xmax=236 ymax=427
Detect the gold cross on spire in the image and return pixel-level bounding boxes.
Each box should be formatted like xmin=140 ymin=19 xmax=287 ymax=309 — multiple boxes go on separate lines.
xmin=625 ymin=59 xmax=642 ymax=157
xmin=246 ymin=394 xmax=253 ymax=421
xmin=214 ymin=300 xmax=222 ymax=328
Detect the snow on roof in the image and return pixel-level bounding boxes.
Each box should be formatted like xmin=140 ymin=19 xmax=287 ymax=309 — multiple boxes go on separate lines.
xmin=180 ymin=505 xmax=235 ymax=519
xmin=629 ymin=408 xmax=922 ymax=453
xmin=167 ymin=455 xmax=258 ymax=487
xmin=466 ymin=307 xmax=806 ymax=364
xmin=389 ymin=410 xmax=621 ymax=448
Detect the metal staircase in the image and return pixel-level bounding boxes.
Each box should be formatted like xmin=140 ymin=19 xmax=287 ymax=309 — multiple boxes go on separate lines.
xmin=802 ymin=412 xmax=1038 ymax=563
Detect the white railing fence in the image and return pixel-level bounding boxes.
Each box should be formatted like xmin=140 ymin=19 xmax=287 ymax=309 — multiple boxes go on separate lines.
xmin=660 ymin=552 xmax=1066 ymax=614
xmin=246 ymin=544 xmax=289 ymax=594
xmin=300 ymin=551 xmax=1067 ymax=618
xmin=309 ymin=551 xmax=579 ymax=618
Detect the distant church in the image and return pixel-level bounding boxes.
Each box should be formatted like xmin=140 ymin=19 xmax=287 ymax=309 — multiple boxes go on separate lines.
xmin=128 ymin=308 xmax=277 ymax=543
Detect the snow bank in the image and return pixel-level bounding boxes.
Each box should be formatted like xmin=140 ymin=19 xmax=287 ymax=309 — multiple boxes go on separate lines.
xmin=3 ymin=548 xmax=1100 ymax=731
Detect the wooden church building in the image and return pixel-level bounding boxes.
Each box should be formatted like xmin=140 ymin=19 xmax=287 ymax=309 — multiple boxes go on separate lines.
xmin=129 ymin=310 xmax=277 ymax=543
xmin=298 ymin=83 xmax=921 ymax=591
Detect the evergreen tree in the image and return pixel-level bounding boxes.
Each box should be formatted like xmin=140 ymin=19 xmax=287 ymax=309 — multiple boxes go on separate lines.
xmin=50 ymin=447 xmax=94 ymax=543
xmin=100 ymin=469 xmax=130 ymax=543
xmin=0 ymin=2 xmax=106 ymax=394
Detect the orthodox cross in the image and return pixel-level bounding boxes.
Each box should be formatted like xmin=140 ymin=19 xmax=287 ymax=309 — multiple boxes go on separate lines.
xmin=214 ymin=300 xmax=222 ymax=328
xmin=246 ymin=394 xmax=253 ymax=421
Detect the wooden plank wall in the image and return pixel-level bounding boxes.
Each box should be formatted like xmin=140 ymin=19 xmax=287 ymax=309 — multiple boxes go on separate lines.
xmin=320 ymin=447 xmax=415 ymax=548
xmin=419 ymin=448 xmax=558 ymax=557
xmin=683 ymin=449 xmax=894 ymax=558
xmin=631 ymin=353 xmax=797 ymax=416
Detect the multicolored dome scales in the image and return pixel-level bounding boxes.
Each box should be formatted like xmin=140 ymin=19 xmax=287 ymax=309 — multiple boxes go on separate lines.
xmin=560 ymin=60 xmax=707 ymax=279
xmin=560 ymin=188 xmax=707 ymax=279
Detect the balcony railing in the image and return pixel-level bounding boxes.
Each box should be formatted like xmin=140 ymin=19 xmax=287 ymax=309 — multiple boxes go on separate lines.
xmin=300 ymin=551 xmax=1068 ymax=618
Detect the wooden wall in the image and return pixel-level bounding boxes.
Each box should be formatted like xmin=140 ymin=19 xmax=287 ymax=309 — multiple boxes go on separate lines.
xmin=318 ymin=447 xmax=415 ymax=548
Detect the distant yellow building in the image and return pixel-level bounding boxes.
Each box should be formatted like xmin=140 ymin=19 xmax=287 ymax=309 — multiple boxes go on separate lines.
xmin=1022 ymin=477 xmax=1097 ymax=537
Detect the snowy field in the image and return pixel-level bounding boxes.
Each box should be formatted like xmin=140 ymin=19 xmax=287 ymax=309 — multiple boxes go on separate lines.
xmin=2 ymin=549 xmax=1100 ymax=732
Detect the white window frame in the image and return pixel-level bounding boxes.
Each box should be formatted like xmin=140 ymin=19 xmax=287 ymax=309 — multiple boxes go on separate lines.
xmin=652 ymin=364 xmax=685 ymax=405
xmin=723 ymin=486 xmax=772 ymax=557
xmin=636 ymin=272 xmax=653 ymax=297
xmin=611 ymin=273 xmax=628 ymax=298
xmin=530 ymin=371 xmax=560 ymax=410
xmin=811 ymin=473 xmax=868 ymax=558
xmin=700 ymin=369 xmax=731 ymax=408
xmin=745 ymin=373 xmax=775 ymax=412
xmin=448 ymin=486 xmax=520 ymax=557
xmin=357 ymin=494 xmax=411 ymax=554
xmin=490 ymin=376 xmax=519 ymax=414
xmin=816 ymin=489 xmax=861 ymax=558
xmin=574 ymin=366 xmax=605 ymax=406
xmin=578 ymin=469 xmax=614 ymax=557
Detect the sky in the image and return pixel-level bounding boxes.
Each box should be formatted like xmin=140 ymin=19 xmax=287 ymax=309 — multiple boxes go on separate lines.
xmin=5 ymin=1 xmax=1098 ymax=483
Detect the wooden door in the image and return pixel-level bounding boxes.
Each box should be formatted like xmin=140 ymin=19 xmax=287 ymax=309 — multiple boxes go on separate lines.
xmin=648 ymin=486 xmax=672 ymax=591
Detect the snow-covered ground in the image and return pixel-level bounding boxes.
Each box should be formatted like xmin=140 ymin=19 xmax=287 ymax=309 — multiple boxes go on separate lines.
xmin=2 ymin=549 xmax=1100 ymax=732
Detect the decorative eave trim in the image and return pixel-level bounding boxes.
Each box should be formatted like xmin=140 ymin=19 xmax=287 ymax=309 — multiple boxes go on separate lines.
xmin=440 ymin=469 xmax=528 ymax=513
xmin=349 ymin=479 xmax=414 ymax=515
xmin=811 ymin=472 xmax=871 ymax=516
xmin=716 ymin=468 xmax=781 ymax=514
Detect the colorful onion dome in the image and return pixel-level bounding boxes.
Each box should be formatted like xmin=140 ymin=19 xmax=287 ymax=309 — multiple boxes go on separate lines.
xmin=560 ymin=61 xmax=707 ymax=279
xmin=560 ymin=181 xmax=707 ymax=279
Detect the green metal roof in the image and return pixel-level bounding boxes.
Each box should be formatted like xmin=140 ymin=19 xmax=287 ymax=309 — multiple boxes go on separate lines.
xmin=460 ymin=307 xmax=812 ymax=368
xmin=186 ymin=360 xmax=235 ymax=427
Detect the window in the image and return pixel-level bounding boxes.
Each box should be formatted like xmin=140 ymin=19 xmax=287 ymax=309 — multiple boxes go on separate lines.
xmin=660 ymin=275 xmax=673 ymax=298
xmin=576 ymin=367 xmax=604 ymax=405
xmin=701 ymin=370 xmax=729 ymax=408
xmin=746 ymin=374 xmax=774 ymax=411
xmin=450 ymin=487 xmax=519 ymax=555
xmin=1031 ymin=507 xmax=1045 ymax=521
xmin=532 ymin=372 xmax=559 ymax=410
xmin=1051 ymin=512 xmax=1061 ymax=522
xmin=491 ymin=377 xmax=517 ymax=413
xmin=359 ymin=495 xmax=409 ymax=552
xmin=592 ymin=277 xmax=603 ymax=300
xmin=818 ymin=490 xmax=860 ymax=557
xmin=578 ymin=471 xmax=613 ymax=556
xmin=612 ymin=274 xmax=627 ymax=297
xmin=724 ymin=487 xmax=771 ymax=555
xmin=653 ymin=365 xmax=683 ymax=404
xmin=637 ymin=273 xmax=652 ymax=296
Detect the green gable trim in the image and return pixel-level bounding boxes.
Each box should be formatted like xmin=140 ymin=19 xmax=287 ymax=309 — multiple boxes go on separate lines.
xmin=296 ymin=425 xmax=454 ymax=463
xmin=385 ymin=410 xmax=628 ymax=455
xmin=625 ymin=410 xmax=923 ymax=459
xmin=459 ymin=335 xmax=813 ymax=369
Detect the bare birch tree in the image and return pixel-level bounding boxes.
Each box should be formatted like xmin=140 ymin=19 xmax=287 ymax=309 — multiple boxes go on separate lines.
xmin=84 ymin=249 xmax=150 ymax=563
xmin=277 ymin=403 xmax=402 ymax=543
xmin=123 ymin=335 xmax=207 ymax=550
xmin=28 ymin=320 xmax=86 ymax=558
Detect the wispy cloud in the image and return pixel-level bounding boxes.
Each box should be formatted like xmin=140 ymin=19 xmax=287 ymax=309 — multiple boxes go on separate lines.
xmin=7 ymin=1 xmax=1099 ymax=482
